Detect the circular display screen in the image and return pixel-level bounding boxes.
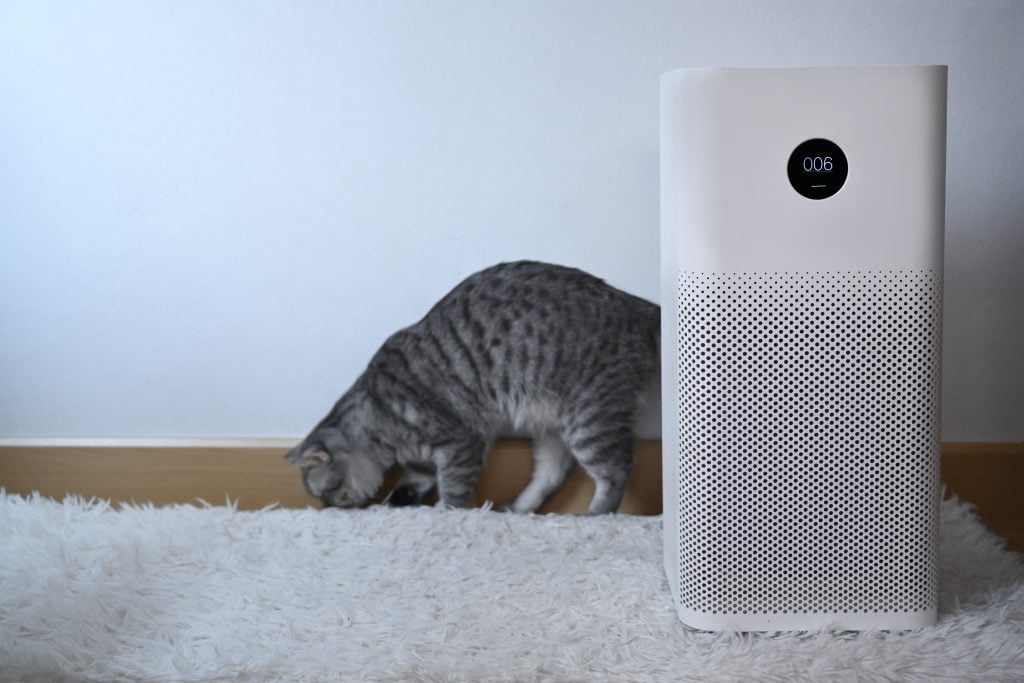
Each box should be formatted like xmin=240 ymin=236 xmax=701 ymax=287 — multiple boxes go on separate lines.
xmin=787 ymin=138 xmax=848 ymax=200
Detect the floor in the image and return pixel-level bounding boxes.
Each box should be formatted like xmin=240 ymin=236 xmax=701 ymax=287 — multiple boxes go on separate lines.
xmin=0 ymin=440 xmax=1021 ymax=553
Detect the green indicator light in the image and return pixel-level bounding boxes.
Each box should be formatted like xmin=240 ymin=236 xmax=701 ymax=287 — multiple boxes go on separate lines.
xmin=810 ymin=184 xmax=827 ymax=188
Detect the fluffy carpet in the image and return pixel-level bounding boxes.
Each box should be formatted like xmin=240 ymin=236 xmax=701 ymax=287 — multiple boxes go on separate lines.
xmin=1 ymin=490 xmax=1022 ymax=682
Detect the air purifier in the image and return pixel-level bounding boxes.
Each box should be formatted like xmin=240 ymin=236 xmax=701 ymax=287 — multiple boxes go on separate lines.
xmin=660 ymin=66 xmax=946 ymax=631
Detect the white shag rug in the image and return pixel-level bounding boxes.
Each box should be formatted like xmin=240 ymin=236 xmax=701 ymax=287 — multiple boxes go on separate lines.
xmin=1 ymin=491 xmax=1022 ymax=682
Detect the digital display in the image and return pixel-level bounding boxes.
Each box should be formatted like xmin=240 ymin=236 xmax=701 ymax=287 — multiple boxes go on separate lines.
xmin=788 ymin=138 xmax=848 ymax=200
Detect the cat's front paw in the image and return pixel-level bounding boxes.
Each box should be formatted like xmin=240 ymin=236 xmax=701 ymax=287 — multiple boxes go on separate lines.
xmin=434 ymin=495 xmax=474 ymax=510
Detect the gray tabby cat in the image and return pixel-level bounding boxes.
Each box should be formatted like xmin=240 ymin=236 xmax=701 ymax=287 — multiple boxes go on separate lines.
xmin=284 ymin=261 xmax=659 ymax=514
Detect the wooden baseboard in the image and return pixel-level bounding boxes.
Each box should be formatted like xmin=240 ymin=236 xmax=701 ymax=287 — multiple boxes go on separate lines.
xmin=935 ymin=443 xmax=1024 ymax=553
xmin=1 ymin=439 xmax=1021 ymax=551
xmin=0 ymin=439 xmax=662 ymax=515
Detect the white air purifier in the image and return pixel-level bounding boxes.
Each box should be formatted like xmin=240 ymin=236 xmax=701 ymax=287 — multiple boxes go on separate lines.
xmin=660 ymin=66 xmax=946 ymax=631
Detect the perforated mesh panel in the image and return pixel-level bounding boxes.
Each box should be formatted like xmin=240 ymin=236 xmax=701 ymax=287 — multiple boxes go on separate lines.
xmin=676 ymin=271 xmax=941 ymax=617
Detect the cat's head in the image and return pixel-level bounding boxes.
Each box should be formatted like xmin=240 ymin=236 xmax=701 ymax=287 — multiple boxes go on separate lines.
xmin=284 ymin=428 xmax=386 ymax=508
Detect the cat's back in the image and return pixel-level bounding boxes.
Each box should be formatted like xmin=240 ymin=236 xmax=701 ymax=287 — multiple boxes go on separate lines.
xmin=415 ymin=260 xmax=658 ymax=374
xmin=431 ymin=260 xmax=658 ymax=327
xmin=371 ymin=261 xmax=659 ymax=433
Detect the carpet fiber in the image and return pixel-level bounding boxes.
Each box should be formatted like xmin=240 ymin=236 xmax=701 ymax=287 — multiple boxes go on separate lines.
xmin=1 ymin=490 xmax=1022 ymax=682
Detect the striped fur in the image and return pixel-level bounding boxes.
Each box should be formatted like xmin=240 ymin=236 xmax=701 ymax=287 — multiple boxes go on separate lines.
xmin=285 ymin=261 xmax=659 ymax=514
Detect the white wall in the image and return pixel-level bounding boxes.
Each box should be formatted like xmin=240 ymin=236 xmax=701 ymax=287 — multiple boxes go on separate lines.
xmin=1 ymin=1 xmax=1021 ymax=441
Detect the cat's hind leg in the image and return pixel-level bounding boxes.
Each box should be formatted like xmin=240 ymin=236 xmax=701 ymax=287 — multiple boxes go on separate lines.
xmin=564 ymin=411 xmax=635 ymax=515
xmin=385 ymin=462 xmax=437 ymax=507
xmin=508 ymin=432 xmax=575 ymax=513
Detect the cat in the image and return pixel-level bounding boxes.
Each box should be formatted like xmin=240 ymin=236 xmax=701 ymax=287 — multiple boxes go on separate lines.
xmin=284 ymin=260 xmax=660 ymax=514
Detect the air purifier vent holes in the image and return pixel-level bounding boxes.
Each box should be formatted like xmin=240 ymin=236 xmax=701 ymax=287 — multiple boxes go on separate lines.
xmin=675 ymin=270 xmax=941 ymax=616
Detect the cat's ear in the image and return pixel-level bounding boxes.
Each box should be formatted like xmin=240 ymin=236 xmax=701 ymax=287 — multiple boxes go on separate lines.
xmin=284 ymin=443 xmax=331 ymax=468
